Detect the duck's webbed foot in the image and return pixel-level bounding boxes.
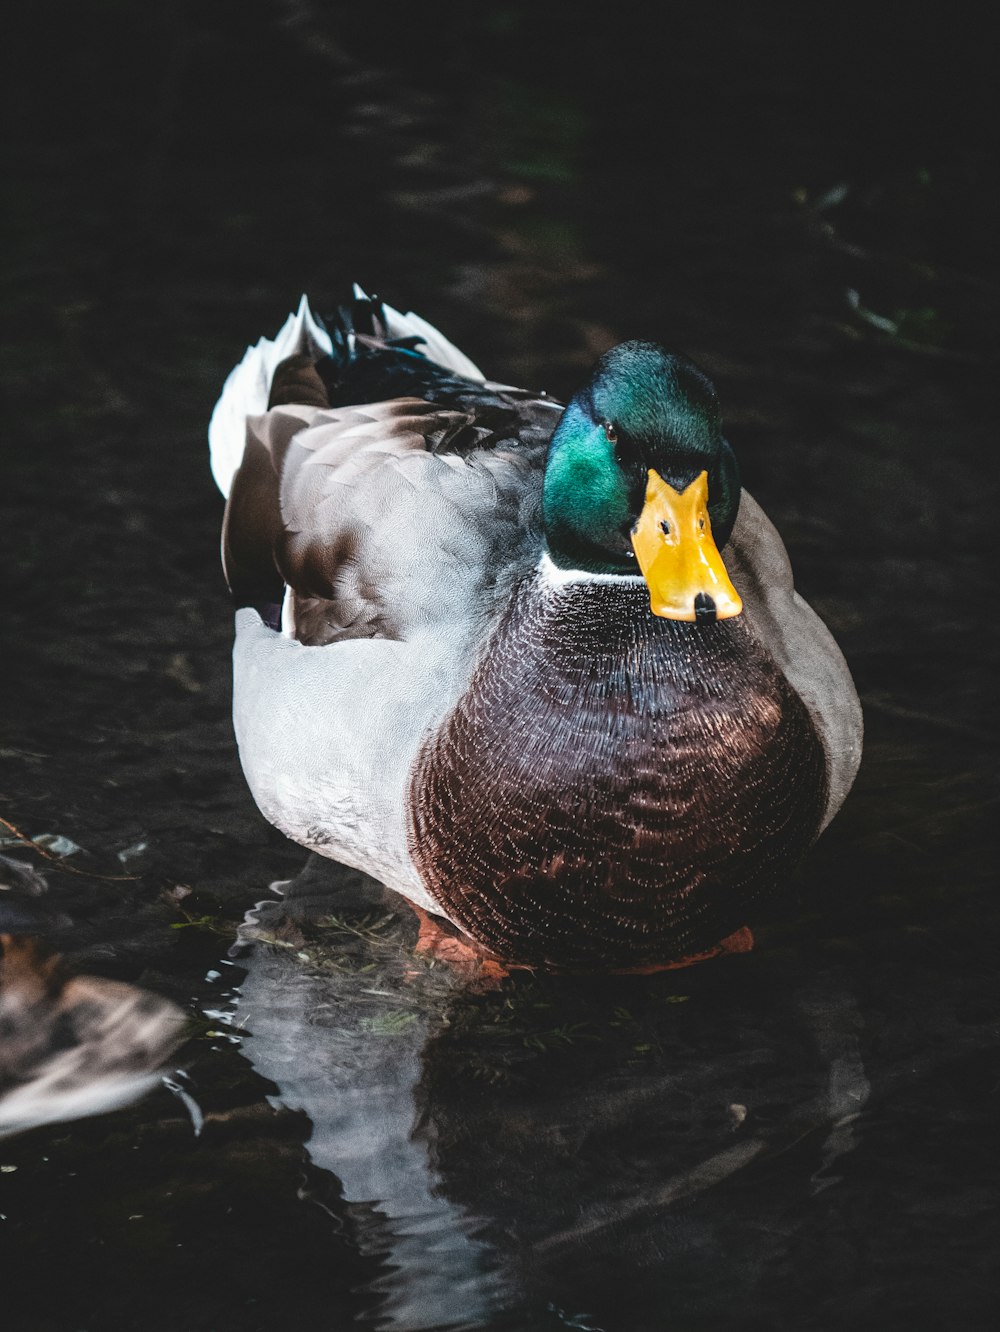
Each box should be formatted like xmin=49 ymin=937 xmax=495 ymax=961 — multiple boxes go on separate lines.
xmin=611 ymin=926 xmax=755 ymax=975
xmin=409 ymin=906 xmax=515 ymax=989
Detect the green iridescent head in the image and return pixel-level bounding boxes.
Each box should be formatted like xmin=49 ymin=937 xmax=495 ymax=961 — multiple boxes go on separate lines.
xmin=542 ymin=342 xmax=741 ymax=581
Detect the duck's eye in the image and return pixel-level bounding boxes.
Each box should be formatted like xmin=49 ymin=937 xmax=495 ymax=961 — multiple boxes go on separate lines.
xmin=660 ymin=520 xmax=671 ymax=536
xmin=603 ymin=421 xmax=617 ymax=444
xmin=698 ymin=515 xmax=706 ymax=531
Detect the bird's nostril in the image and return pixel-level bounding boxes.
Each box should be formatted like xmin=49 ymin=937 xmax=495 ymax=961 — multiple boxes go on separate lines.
xmin=694 ymin=592 xmax=717 ymax=624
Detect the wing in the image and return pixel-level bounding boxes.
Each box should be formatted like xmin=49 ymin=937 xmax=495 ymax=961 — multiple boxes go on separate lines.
xmin=726 ymin=492 xmax=863 ymax=828
xmin=222 ymin=376 xmax=559 ymax=649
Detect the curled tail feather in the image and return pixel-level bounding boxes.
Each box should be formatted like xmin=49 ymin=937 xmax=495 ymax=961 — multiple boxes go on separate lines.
xmin=208 ymin=290 xmax=484 ymax=499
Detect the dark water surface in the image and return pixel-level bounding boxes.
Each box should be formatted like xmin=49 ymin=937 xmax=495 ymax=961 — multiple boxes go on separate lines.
xmin=2 ymin=3 xmax=998 ymax=1328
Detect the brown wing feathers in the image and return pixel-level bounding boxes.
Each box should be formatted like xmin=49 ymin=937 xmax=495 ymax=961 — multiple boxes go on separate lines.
xmin=222 ymin=354 xmax=476 ymax=632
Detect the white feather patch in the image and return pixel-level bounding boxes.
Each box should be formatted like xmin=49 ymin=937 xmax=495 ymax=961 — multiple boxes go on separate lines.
xmin=208 ymin=295 xmax=333 ymax=498
xmin=537 ymin=551 xmax=644 ymax=586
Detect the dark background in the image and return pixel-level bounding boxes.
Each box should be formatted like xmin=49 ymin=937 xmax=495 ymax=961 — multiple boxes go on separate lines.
xmin=1 ymin=3 xmax=998 ymax=1329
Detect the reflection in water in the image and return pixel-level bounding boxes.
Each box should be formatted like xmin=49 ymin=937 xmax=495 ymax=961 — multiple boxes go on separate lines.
xmin=235 ymin=860 xmax=509 ymax=1331
xmin=801 ymin=985 xmax=871 ymax=1195
xmin=239 ymin=952 xmax=506 ymax=1330
xmin=233 ymin=859 xmax=874 ymax=1332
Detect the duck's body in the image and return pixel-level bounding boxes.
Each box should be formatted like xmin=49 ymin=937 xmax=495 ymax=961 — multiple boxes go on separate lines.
xmin=212 ymin=294 xmax=861 ymax=970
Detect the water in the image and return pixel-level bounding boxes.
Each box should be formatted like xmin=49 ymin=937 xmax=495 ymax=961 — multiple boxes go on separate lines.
xmin=1 ymin=2 xmax=997 ymax=1328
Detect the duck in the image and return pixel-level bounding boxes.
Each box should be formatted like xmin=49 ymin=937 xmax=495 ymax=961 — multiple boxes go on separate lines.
xmin=209 ymin=289 xmax=862 ymax=973
xmin=0 ymin=932 xmax=184 ymax=1138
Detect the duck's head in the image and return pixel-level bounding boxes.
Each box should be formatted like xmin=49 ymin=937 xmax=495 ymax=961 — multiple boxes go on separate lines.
xmin=542 ymin=342 xmax=743 ymax=622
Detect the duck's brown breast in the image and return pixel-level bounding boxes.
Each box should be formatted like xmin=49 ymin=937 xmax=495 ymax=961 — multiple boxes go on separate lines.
xmin=408 ymin=575 xmax=827 ymax=969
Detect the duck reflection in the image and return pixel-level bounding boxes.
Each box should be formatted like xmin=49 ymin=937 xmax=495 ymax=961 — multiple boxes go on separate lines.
xmin=234 ymin=857 xmax=870 ymax=1332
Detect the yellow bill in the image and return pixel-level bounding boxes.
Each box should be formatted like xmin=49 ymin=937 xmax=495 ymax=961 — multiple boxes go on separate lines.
xmin=630 ymin=469 xmax=742 ymax=622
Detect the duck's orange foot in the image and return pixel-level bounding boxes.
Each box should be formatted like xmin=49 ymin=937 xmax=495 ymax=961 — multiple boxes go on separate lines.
xmin=611 ymin=926 xmax=755 ymax=976
xmin=410 ymin=906 xmax=514 ymax=989
xmin=719 ymin=925 xmax=754 ymax=955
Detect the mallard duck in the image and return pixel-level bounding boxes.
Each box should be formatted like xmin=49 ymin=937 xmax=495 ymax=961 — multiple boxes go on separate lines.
xmin=209 ymin=291 xmax=862 ymax=972
xmin=0 ymin=934 xmax=184 ymax=1138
